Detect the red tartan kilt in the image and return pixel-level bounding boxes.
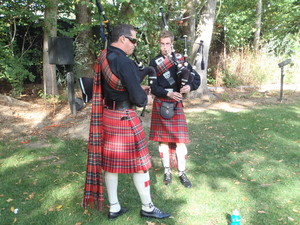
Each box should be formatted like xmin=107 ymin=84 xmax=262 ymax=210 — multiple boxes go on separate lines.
xmin=149 ymin=97 xmax=190 ymax=143
xmin=101 ymin=108 xmax=152 ymax=173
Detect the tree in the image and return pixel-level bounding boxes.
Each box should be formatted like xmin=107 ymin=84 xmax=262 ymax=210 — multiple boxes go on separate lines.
xmin=74 ymin=0 xmax=95 ymax=79
xmin=192 ymin=0 xmax=217 ymax=98
xmin=254 ymin=0 xmax=262 ymax=52
xmin=0 ymin=0 xmax=41 ymax=95
xmin=43 ymin=0 xmax=58 ymax=95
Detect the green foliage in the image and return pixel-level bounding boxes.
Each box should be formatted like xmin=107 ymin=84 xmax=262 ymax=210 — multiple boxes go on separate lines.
xmin=0 ymin=49 xmax=36 ymax=95
xmin=262 ymin=0 xmax=300 ymax=55
xmin=216 ymin=0 xmax=300 ymax=55
xmin=222 ymin=70 xmax=243 ymax=88
xmin=0 ymin=1 xmax=44 ymax=95
xmin=1 ymin=0 xmax=299 ymax=94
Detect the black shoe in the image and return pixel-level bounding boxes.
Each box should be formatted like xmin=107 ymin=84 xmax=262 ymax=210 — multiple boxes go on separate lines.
xmin=108 ymin=207 xmax=129 ymax=219
xmin=140 ymin=207 xmax=171 ymax=219
xmin=164 ymin=172 xmax=172 ymax=186
xmin=179 ymin=173 xmax=192 ymax=188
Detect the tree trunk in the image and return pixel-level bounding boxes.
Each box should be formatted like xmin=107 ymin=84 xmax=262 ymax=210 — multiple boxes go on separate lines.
xmin=191 ymin=0 xmax=217 ymax=99
xmin=43 ymin=0 xmax=58 ymax=95
xmin=182 ymin=0 xmax=196 ymax=57
xmin=75 ymin=0 xmax=96 ymax=78
xmin=254 ymin=0 xmax=262 ymax=53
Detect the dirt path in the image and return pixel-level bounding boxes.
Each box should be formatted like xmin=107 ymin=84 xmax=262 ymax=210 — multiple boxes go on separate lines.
xmin=1 ymin=86 xmax=299 ymax=142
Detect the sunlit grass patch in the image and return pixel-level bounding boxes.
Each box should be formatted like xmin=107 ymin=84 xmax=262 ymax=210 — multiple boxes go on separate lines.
xmin=0 ymin=99 xmax=299 ymax=224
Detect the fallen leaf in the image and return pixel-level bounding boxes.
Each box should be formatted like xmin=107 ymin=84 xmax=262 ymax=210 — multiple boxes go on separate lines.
xmin=258 ymin=210 xmax=266 ymax=214
xmin=6 ymin=198 xmax=13 ymax=203
xmin=10 ymin=207 xmax=15 ymax=212
xmin=13 ymin=218 xmax=17 ymax=224
xmin=242 ymin=197 xmax=248 ymax=201
xmin=49 ymin=207 xmax=55 ymax=212
xmin=83 ymin=209 xmax=89 ymax=215
xmin=292 ymin=209 xmax=300 ymax=213
xmin=234 ymin=180 xmax=240 ymax=185
xmin=29 ymin=192 xmax=35 ymax=200
xmin=288 ymin=217 xmax=295 ymax=221
xmin=16 ymin=179 xmax=22 ymax=184
xmin=75 ymin=223 xmax=82 ymax=225
xmin=146 ymin=221 xmax=156 ymax=225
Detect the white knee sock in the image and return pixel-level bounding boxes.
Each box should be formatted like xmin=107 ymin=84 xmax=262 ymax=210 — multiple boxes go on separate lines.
xmin=159 ymin=143 xmax=170 ymax=173
xmin=105 ymin=172 xmax=120 ymax=212
xmin=133 ymin=172 xmax=154 ymax=212
xmin=176 ymin=143 xmax=188 ymax=175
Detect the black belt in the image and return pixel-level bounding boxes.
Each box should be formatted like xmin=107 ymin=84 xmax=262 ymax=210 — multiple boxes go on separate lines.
xmin=104 ymin=99 xmax=135 ymax=110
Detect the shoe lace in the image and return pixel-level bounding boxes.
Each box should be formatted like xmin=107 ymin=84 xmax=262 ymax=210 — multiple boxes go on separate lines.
xmin=152 ymin=207 xmax=163 ymax=214
xmin=181 ymin=173 xmax=190 ymax=183
xmin=143 ymin=203 xmax=163 ymax=214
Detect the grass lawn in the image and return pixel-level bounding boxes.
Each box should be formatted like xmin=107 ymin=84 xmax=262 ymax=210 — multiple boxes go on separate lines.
xmin=1 ymin=99 xmax=299 ymax=225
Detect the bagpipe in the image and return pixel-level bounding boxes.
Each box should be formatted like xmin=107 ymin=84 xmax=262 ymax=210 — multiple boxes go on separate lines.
xmin=79 ymin=0 xmax=156 ymax=109
xmin=159 ymin=6 xmax=205 ymax=92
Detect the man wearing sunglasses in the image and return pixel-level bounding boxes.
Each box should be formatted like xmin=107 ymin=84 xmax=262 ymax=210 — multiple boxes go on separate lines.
xmin=83 ymin=24 xmax=170 ymax=220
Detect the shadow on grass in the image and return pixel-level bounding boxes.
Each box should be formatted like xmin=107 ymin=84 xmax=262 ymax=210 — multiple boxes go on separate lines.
xmin=186 ymin=102 xmax=300 ymax=224
xmin=1 ymin=100 xmax=299 ymax=224
xmin=0 ymin=138 xmax=184 ymax=225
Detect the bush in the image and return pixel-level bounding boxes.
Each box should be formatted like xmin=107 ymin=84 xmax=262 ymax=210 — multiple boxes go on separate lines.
xmin=0 ymin=51 xmax=35 ymax=96
xmin=214 ymin=46 xmax=299 ymax=88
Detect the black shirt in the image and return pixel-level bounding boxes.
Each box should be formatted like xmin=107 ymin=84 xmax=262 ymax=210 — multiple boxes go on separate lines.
xmin=149 ymin=53 xmax=201 ymax=98
xmin=102 ymin=45 xmax=147 ymax=107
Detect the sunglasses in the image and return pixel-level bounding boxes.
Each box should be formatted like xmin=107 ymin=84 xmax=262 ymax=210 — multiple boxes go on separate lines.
xmin=124 ymin=36 xmax=138 ymax=44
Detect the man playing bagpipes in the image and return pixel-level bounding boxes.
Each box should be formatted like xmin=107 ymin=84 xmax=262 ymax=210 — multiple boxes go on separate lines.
xmin=82 ymin=24 xmax=170 ymax=220
xmin=149 ymin=30 xmax=201 ymax=188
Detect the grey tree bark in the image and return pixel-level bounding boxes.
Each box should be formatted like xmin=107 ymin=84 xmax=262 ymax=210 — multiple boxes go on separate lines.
xmin=43 ymin=0 xmax=58 ymax=95
xmin=254 ymin=0 xmax=262 ymax=53
xmin=74 ymin=0 xmax=95 ymax=78
xmin=181 ymin=0 xmax=196 ymax=49
xmin=191 ymin=0 xmax=217 ymax=99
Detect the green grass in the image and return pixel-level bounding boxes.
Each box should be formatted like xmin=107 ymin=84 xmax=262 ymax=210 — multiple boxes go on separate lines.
xmin=1 ymin=100 xmax=300 ymax=225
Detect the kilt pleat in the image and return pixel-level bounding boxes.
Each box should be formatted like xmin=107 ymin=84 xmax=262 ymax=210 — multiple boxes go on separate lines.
xmin=101 ymin=108 xmax=152 ymax=173
xmin=149 ymin=97 xmax=190 ymax=143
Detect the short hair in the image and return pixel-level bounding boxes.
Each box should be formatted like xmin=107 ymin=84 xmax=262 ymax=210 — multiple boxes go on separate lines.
xmin=159 ymin=30 xmax=174 ymax=42
xmin=110 ymin=24 xmax=136 ymax=43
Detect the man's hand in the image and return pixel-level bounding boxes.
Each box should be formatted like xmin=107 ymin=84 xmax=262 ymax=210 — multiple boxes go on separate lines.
xmin=147 ymin=94 xmax=153 ymax=104
xmin=142 ymin=85 xmax=151 ymax=95
xmin=180 ymin=85 xmax=191 ymax=94
xmin=167 ymin=91 xmax=182 ymax=101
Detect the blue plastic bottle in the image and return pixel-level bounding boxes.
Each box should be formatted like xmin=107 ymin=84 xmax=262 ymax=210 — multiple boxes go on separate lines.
xmin=231 ymin=209 xmax=241 ymax=225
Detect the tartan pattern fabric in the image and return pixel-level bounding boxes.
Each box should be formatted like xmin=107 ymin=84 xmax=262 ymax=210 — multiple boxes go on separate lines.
xmin=168 ymin=143 xmax=178 ymax=169
xmin=101 ymin=108 xmax=152 ymax=173
xmin=83 ymin=48 xmax=150 ymax=210
xmin=97 ymin=49 xmax=125 ymax=91
xmin=149 ymin=97 xmax=190 ymax=143
xmin=82 ymin=49 xmax=125 ymax=210
xmin=82 ymin=60 xmax=104 ymax=210
xmin=156 ymin=54 xmax=185 ymax=77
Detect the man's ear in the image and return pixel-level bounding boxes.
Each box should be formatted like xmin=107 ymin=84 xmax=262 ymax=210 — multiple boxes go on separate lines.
xmin=120 ymin=35 xmax=126 ymax=44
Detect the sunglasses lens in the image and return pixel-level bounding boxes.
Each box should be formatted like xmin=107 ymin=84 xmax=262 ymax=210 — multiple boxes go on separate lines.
xmin=125 ymin=36 xmax=137 ymax=44
xmin=131 ymin=38 xmax=137 ymax=44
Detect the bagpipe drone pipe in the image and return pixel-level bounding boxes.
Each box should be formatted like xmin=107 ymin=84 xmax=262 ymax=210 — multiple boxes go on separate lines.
xmin=159 ymin=6 xmax=205 ymax=92
xmin=78 ymin=0 xmax=156 ymax=108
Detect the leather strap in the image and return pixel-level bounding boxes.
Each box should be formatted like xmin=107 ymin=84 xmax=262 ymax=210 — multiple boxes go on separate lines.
xmin=104 ymin=99 xmax=135 ymax=110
